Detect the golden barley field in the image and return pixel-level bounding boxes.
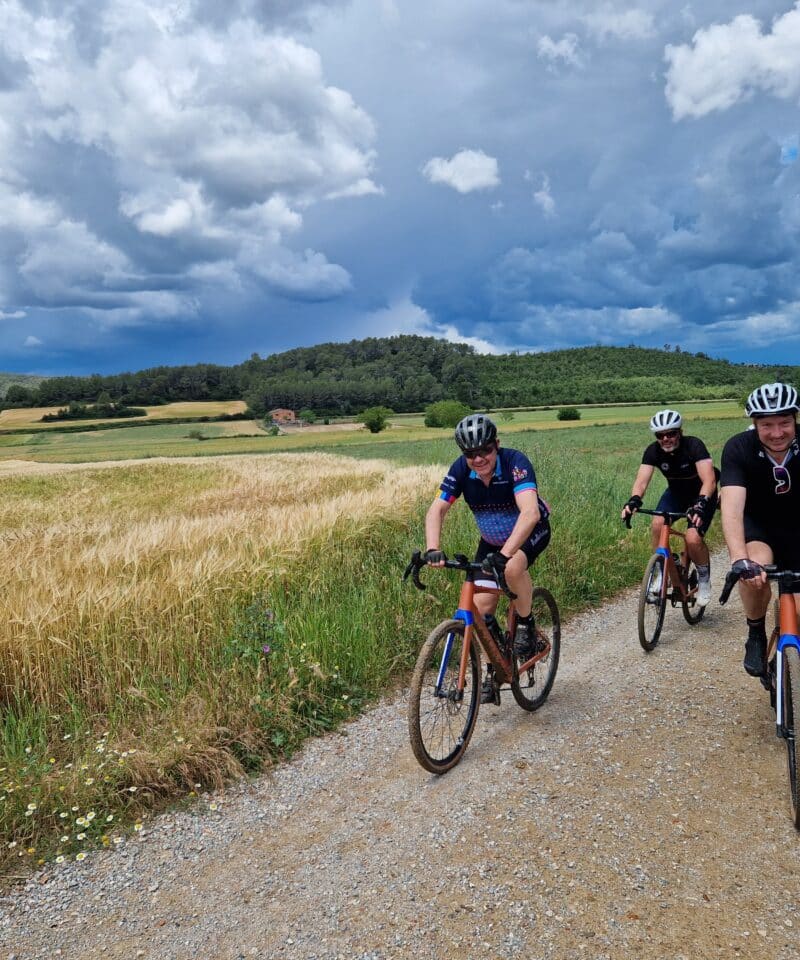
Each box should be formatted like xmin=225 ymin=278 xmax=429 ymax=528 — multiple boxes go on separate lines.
xmin=1 ymin=452 xmax=446 ymax=866
xmin=0 ymin=453 xmax=440 ymax=711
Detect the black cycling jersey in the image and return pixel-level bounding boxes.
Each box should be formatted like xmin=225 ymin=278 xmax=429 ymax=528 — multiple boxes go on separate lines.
xmin=641 ymin=435 xmax=714 ymax=504
xmin=720 ymin=428 xmax=800 ymax=530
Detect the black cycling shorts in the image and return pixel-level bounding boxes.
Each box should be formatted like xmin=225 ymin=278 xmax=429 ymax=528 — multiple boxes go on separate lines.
xmin=474 ymin=518 xmax=551 ymax=569
xmin=744 ymin=515 xmax=800 ymax=571
xmin=655 ymin=488 xmax=718 ymax=537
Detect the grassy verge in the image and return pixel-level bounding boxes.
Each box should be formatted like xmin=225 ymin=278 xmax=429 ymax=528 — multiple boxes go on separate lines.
xmin=1 ymin=418 xmax=735 ymax=872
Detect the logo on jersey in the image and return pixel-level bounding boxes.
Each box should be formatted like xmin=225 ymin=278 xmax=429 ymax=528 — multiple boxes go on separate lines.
xmin=512 ymin=466 xmax=528 ymax=482
xmin=661 ymin=462 xmax=669 ymax=471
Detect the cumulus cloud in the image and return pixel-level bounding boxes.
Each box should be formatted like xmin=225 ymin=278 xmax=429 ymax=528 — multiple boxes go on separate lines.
xmin=532 ymin=174 xmax=556 ymax=217
xmin=248 ymin=249 xmax=352 ymax=300
xmin=537 ymin=33 xmax=582 ymax=69
xmin=701 ymin=303 xmax=800 ymax=348
xmin=0 ymin=0 xmax=379 ymax=327
xmin=368 ymin=296 xmax=502 ymax=354
xmin=583 ymin=6 xmax=655 ymax=42
xmin=490 ymin=303 xmax=682 ymax=353
xmin=665 ymin=4 xmax=800 ymax=120
xmin=422 ymin=149 xmax=500 ymax=193
xmin=24 ymin=335 xmax=42 ymax=347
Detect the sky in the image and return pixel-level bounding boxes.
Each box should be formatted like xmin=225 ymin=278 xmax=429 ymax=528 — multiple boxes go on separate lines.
xmin=3 ymin=0 xmax=800 ymax=374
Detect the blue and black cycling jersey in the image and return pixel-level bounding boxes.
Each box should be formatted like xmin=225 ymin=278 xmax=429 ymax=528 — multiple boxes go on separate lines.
xmin=439 ymin=447 xmax=550 ymax=547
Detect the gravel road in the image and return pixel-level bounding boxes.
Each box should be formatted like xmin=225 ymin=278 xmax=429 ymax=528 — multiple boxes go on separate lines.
xmin=2 ymin=553 xmax=800 ymax=960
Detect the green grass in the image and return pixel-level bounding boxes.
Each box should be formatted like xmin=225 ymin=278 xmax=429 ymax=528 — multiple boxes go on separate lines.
xmin=0 ymin=415 xmax=737 ymax=871
xmin=0 ymin=399 xmax=744 ymax=464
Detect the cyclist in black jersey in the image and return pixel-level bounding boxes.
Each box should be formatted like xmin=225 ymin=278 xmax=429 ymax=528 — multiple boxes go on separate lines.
xmin=621 ymin=408 xmax=719 ymax=606
xmin=424 ymin=414 xmax=551 ymax=703
xmin=720 ymin=382 xmax=800 ymax=677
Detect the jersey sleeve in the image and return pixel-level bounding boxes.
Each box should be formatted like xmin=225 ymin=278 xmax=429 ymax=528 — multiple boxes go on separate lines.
xmin=438 ymin=457 xmax=466 ymax=503
xmin=641 ymin=442 xmax=659 ymax=466
xmin=720 ymin=434 xmax=747 ymax=488
xmin=686 ymin=436 xmax=712 ymax=462
xmin=508 ymin=450 xmax=537 ymax=494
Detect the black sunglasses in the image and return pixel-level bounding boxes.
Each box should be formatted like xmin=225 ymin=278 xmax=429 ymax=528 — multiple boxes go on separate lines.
xmin=463 ymin=442 xmax=496 ymax=459
xmin=655 ymin=430 xmax=680 ymax=440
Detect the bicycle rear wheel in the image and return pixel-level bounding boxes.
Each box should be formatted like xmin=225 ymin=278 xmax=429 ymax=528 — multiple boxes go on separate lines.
xmin=681 ymin=561 xmax=706 ymax=626
xmin=781 ymin=645 xmax=800 ymax=829
xmin=512 ymin=587 xmax=560 ymax=711
xmin=408 ymin=619 xmax=480 ymax=774
xmin=638 ymin=553 xmax=667 ymax=651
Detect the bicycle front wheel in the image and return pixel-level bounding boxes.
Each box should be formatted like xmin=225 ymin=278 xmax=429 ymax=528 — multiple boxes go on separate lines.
xmin=681 ymin=561 xmax=706 ymax=626
xmin=638 ymin=553 xmax=667 ymax=651
xmin=512 ymin=587 xmax=560 ymax=712
xmin=408 ymin=619 xmax=480 ymax=774
xmin=781 ymin=645 xmax=800 ymax=829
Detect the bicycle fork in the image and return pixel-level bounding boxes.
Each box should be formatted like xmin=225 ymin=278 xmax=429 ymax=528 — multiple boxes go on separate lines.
xmin=774 ymin=599 xmax=800 ymax=740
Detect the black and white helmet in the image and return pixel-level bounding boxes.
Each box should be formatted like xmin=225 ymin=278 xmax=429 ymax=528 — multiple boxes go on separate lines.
xmin=745 ymin=382 xmax=800 ymax=418
xmin=650 ymin=409 xmax=682 ymax=433
xmin=454 ymin=413 xmax=497 ymax=451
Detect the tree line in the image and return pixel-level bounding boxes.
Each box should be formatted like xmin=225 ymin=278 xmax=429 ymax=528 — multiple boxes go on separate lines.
xmin=2 ymin=337 xmax=797 ymax=416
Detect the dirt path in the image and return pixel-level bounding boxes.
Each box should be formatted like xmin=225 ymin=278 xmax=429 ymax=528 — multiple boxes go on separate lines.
xmin=2 ymin=557 xmax=800 ymax=960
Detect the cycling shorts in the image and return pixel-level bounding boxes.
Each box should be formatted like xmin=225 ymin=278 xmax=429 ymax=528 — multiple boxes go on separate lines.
xmin=474 ymin=518 xmax=551 ymax=569
xmin=655 ymin=488 xmax=717 ymax=537
xmin=744 ymin=515 xmax=800 ymax=571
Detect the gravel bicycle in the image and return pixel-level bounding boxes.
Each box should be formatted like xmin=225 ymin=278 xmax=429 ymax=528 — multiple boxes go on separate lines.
xmin=720 ymin=565 xmax=800 ymax=829
xmin=403 ymin=550 xmax=560 ymax=774
xmin=625 ymin=508 xmax=705 ymax=651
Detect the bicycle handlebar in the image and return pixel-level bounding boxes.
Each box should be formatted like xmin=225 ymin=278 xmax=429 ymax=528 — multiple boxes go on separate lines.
xmin=623 ymin=507 xmax=690 ymax=530
xmin=403 ymin=550 xmax=518 ymax=599
xmin=719 ymin=564 xmax=800 ymax=604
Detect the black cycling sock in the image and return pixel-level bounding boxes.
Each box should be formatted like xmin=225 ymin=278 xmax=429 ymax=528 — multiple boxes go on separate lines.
xmin=746 ymin=616 xmax=766 ymax=634
xmin=516 ymin=613 xmax=532 ymax=625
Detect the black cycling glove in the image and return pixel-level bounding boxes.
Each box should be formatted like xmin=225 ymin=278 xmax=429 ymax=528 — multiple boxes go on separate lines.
xmin=624 ymin=495 xmax=643 ymax=514
xmin=687 ymin=494 xmax=710 ymax=526
xmin=423 ymin=549 xmax=446 ymax=564
xmin=481 ymin=551 xmax=509 ymax=579
xmin=732 ymin=558 xmax=764 ymax=580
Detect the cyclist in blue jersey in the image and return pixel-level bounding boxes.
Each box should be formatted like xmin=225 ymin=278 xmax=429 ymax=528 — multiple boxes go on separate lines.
xmin=424 ymin=414 xmax=551 ymax=702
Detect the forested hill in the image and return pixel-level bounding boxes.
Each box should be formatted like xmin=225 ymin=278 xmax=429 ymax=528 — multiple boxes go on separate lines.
xmin=3 ymin=337 xmax=799 ymax=414
xmin=222 ymin=340 xmax=800 ymax=413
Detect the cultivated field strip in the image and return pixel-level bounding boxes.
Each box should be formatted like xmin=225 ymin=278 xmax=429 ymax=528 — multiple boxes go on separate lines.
xmin=0 ymin=454 xmax=441 ymax=709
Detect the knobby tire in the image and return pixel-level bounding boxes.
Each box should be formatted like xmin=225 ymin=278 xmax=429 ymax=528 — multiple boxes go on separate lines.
xmin=638 ymin=553 xmax=666 ymax=651
xmin=781 ymin=645 xmax=800 ymax=829
xmin=408 ymin=619 xmax=480 ymax=774
xmin=512 ymin=587 xmax=560 ymax=711
xmin=681 ymin=560 xmax=706 ymax=626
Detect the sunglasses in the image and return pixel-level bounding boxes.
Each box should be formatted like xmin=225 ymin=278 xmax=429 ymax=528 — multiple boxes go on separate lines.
xmin=774 ymin=464 xmax=791 ymax=495
xmin=463 ymin=443 xmax=496 ymax=460
xmin=655 ymin=430 xmax=680 ymax=440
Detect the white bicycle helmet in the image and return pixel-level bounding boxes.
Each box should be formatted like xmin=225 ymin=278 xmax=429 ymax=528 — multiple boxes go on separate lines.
xmin=650 ymin=409 xmax=682 ymax=433
xmin=745 ymin=382 xmax=800 ymax=417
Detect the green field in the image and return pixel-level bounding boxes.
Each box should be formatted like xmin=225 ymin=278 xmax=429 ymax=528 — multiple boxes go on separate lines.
xmin=0 ymin=411 xmax=737 ymax=872
xmin=0 ymin=399 xmax=744 ymax=464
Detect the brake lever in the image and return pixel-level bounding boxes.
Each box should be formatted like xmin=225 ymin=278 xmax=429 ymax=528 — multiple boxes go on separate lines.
xmin=718 ymin=570 xmax=740 ymax=605
xmin=402 ymin=550 xmax=427 ymax=591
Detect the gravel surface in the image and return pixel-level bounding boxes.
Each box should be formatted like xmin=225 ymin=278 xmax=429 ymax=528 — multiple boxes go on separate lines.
xmin=2 ymin=551 xmax=800 ymax=960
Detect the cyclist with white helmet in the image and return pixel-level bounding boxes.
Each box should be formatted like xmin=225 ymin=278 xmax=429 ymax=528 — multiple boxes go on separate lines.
xmin=424 ymin=414 xmax=551 ymax=702
xmin=621 ymin=408 xmax=719 ymax=605
xmin=720 ymin=382 xmax=800 ymax=677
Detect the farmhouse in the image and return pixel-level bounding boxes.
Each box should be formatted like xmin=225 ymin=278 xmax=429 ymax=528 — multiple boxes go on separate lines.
xmin=268 ymin=408 xmax=296 ymax=424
